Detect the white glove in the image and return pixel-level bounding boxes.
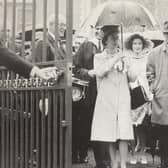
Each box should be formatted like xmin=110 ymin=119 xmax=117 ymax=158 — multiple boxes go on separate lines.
xmin=30 ymin=66 xmax=58 ymax=81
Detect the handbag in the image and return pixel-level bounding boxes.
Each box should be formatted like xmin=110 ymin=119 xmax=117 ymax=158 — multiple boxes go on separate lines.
xmin=130 ymin=85 xmax=148 ymax=110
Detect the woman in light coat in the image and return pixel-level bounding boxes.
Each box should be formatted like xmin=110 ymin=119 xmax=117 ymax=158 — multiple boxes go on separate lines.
xmin=90 ymin=26 xmax=134 ymax=168
xmin=125 ymin=33 xmax=153 ymax=164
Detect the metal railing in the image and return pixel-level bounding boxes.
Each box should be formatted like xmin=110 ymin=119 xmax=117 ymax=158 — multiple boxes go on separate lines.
xmin=0 ymin=76 xmax=68 ymax=168
xmin=0 ymin=0 xmax=73 ymax=167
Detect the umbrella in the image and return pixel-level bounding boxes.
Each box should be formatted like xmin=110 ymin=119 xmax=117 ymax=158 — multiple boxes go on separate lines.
xmin=77 ymin=1 xmax=158 ymax=38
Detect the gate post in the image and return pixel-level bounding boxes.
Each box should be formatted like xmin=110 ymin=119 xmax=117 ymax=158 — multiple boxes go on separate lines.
xmin=65 ymin=0 xmax=73 ymax=167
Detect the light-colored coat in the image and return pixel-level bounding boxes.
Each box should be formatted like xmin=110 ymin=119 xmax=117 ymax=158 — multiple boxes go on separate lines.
xmin=147 ymin=43 xmax=168 ymax=125
xmin=91 ymin=49 xmax=134 ymax=142
xmin=126 ymin=50 xmax=153 ymax=125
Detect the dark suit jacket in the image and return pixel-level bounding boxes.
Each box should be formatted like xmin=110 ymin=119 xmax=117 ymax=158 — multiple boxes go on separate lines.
xmin=0 ymin=47 xmax=33 ymax=78
xmin=74 ymin=41 xmax=100 ymax=111
xmin=34 ymin=33 xmax=65 ymax=62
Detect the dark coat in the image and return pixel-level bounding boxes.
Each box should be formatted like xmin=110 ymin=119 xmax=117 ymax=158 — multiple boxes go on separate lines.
xmin=147 ymin=44 xmax=168 ymax=125
xmin=34 ymin=33 xmax=65 ymax=62
xmin=74 ymin=40 xmax=100 ymax=111
xmin=0 ymin=47 xmax=33 ymax=78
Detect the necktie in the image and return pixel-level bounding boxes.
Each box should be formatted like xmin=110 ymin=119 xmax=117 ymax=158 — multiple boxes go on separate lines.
xmin=98 ymin=40 xmax=101 ymax=52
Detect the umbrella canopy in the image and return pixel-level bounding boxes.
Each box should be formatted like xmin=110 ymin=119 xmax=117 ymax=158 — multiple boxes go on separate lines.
xmin=77 ymin=1 xmax=158 ymax=38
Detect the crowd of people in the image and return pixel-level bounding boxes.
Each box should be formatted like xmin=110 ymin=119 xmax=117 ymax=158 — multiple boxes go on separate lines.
xmin=1 ymin=10 xmax=168 ymax=168
xmin=73 ymin=20 xmax=168 ymax=168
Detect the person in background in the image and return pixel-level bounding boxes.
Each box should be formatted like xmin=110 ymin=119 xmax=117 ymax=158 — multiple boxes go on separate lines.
xmin=73 ymin=26 xmax=109 ymax=167
xmin=124 ymin=33 xmax=153 ymax=164
xmin=147 ymin=21 xmax=168 ymax=168
xmin=34 ymin=14 xmax=66 ymax=62
xmin=91 ymin=25 xmax=134 ymax=168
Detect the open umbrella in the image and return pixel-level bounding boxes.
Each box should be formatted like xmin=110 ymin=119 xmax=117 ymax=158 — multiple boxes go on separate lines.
xmin=77 ymin=1 xmax=158 ymax=38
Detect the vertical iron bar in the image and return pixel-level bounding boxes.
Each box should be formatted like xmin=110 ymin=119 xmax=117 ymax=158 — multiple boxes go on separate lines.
xmin=66 ymin=0 xmax=73 ymax=61
xmin=41 ymin=90 xmax=46 ymax=168
xmin=10 ymin=91 xmax=15 ymax=168
xmin=3 ymin=0 xmax=7 ymax=46
xmin=53 ymin=90 xmax=58 ymax=168
xmin=20 ymin=92 xmax=25 ymax=168
xmin=25 ymin=91 xmax=29 ymax=168
xmin=31 ymin=0 xmax=36 ymax=63
xmin=11 ymin=0 xmax=16 ymax=51
xmin=59 ymin=91 xmax=64 ymax=168
xmin=54 ymin=0 xmax=59 ymax=60
xmin=47 ymin=91 xmax=51 ymax=168
xmin=35 ymin=91 xmax=40 ymax=168
xmin=15 ymin=91 xmax=19 ymax=168
xmin=30 ymin=90 xmax=35 ymax=168
xmin=6 ymin=91 xmax=10 ymax=168
xmin=1 ymin=91 xmax=5 ymax=168
xmin=21 ymin=0 xmax=26 ymax=58
xmin=65 ymin=0 xmax=73 ymax=167
xmin=42 ymin=0 xmax=48 ymax=61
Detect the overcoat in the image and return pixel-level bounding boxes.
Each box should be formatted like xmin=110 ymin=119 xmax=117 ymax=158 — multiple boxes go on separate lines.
xmin=34 ymin=33 xmax=65 ymax=62
xmin=91 ymin=50 xmax=134 ymax=142
xmin=147 ymin=43 xmax=168 ymax=125
xmin=0 ymin=47 xmax=33 ymax=78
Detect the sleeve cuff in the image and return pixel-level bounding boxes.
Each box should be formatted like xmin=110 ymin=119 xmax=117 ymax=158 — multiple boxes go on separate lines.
xmin=129 ymin=80 xmax=139 ymax=89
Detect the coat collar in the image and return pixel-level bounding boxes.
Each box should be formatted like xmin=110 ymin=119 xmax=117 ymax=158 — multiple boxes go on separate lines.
xmin=89 ymin=38 xmax=103 ymax=51
xmin=125 ymin=49 xmax=149 ymax=59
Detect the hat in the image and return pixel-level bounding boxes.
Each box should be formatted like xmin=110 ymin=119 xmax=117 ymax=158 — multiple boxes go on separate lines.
xmin=125 ymin=33 xmax=154 ymax=50
xmin=101 ymin=25 xmax=120 ymax=33
xmin=162 ymin=21 xmax=168 ymax=33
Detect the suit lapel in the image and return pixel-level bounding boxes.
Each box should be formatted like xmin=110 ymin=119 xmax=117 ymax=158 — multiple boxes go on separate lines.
xmin=47 ymin=33 xmax=65 ymax=60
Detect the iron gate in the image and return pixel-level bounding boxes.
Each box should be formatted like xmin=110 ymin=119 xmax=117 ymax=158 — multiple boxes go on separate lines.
xmin=0 ymin=0 xmax=73 ymax=168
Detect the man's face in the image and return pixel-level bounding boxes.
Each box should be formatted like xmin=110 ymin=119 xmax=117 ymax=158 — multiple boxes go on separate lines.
xmin=59 ymin=22 xmax=66 ymax=37
xmin=95 ymin=28 xmax=102 ymax=40
xmin=49 ymin=21 xmax=66 ymax=37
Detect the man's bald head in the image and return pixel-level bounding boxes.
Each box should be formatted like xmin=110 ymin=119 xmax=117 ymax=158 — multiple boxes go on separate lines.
xmin=47 ymin=14 xmax=66 ymax=37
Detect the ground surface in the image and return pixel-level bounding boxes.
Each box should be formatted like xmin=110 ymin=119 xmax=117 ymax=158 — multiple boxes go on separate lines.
xmin=72 ymin=149 xmax=160 ymax=168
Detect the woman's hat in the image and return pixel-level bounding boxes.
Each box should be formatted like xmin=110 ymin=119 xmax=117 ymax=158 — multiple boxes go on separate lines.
xmin=124 ymin=33 xmax=153 ymax=50
xmin=101 ymin=25 xmax=120 ymax=33
xmin=100 ymin=25 xmax=120 ymax=41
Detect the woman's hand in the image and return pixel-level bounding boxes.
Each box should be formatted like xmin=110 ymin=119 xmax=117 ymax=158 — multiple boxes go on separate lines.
xmin=108 ymin=53 xmax=122 ymax=66
xmin=88 ymin=69 xmax=96 ymax=77
xmin=112 ymin=53 xmax=126 ymax=71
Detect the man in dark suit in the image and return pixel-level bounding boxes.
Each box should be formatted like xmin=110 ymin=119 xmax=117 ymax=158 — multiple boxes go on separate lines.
xmin=34 ymin=14 xmax=66 ymax=62
xmin=0 ymin=46 xmax=56 ymax=79
xmin=73 ymin=28 xmax=109 ymax=167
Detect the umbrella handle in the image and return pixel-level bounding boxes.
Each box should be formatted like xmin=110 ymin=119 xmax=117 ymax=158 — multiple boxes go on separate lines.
xmin=120 ymin=24 xmax=124 ymax=52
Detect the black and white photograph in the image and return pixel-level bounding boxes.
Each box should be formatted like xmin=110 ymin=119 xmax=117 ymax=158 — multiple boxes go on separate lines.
xmin=0 ymin=0 xmax=168 ymax=168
